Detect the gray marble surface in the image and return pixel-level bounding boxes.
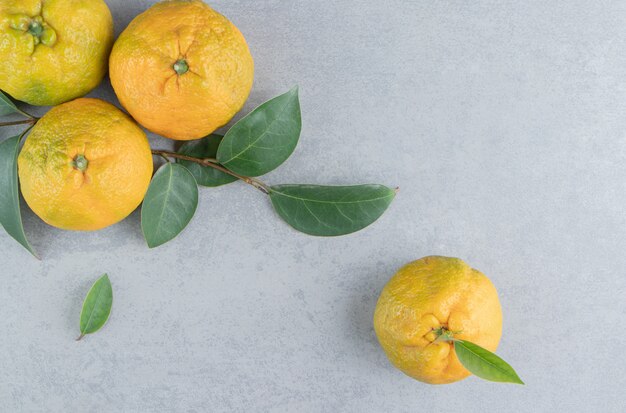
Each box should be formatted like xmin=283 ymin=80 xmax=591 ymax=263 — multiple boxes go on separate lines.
xmin=1 ymin=0 xmax=625 ymax=411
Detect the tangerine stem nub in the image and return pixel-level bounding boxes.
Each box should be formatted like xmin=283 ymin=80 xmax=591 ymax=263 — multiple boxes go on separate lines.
xmin=173 ymin=59 xmax=189 ymax=75
xmin=28 ymin=20 xmax=43 ymax=37
xmin=433 ymin=326 xmax=463 ymax=343
xmin=73 ymin=154 xmax=89 ymax=172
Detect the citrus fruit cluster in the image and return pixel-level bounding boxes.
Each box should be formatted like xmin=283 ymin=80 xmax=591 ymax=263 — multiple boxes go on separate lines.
xmin=1 ymin=0 xmax=396 ymax=245
xmin=1 ymin=0 xmax=254 ymax=230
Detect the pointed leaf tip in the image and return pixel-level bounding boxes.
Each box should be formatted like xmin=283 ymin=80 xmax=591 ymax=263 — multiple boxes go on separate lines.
xmin=0 ymin=135 xmax=37 ymax=257
xmin=454 ymin=340 xmax=524 ymax=384
xmin=0 ymin=90 xmax=21 ymax=117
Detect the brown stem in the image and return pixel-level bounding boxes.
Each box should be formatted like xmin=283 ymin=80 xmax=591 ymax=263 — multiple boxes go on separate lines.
xmin=151 ymin=149 xmax=271 ymax=195
xmin=0 ymin=119 xmax=36 ymax=127
xmin=76 ymin=334 xmax=85 ymax=341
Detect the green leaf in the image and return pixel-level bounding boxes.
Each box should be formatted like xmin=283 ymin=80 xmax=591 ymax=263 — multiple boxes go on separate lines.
xmin=178 ymin=134 xmax=237 ymax=187
xmin=141 ymin=163 xmax=198 ymax=248
xmin=269 ymin=184 xmax=396 ymax=236
xmin=217 ymin=86 xmax=301 ymax=177
xmin=0 ymin=135 xmax=37 ymax=257
xmin=0 ymin=90 xmax=21 ymax=117
xmin=78 ymin=274 xmax=113 ymax=340
xmin=454 ymin=340 xmax=524 ymax=384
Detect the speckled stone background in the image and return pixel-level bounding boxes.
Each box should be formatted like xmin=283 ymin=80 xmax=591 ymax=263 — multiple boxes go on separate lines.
xmin=1 ymin=0 xmax=625 ymax=411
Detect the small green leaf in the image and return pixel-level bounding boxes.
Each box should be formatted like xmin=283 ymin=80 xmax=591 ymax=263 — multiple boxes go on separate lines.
xmin=178 ymin=134 xmax=237 ymax=187
xmin=0 ymin=135 xmax=37 ymax=257
xmin=141 ymin=163 xmax=198 ymax=248
xmin=454 ymin=340 xmax=524 ymax=384
xmin=217 ymin=86 xmax=301 ymax=177
xmin=269 ymin=184 xmax=396 ymax=236
xmin=0 ymin=90 xmax=21 ymax=117
xmin=78 ymin=274 xmax=113 ymax=340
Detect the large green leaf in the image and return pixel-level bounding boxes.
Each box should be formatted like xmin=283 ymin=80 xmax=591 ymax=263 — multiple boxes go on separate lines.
xmin=0 ymin=90 xmax=21 ymax=117
xmin=78 ymin=274 xmax=113 ymax=340
xmin=454 ymin=340 xmax=524 ymax=384
xmin=269 ymin=184 xmax=395 ymax=236
xmin=178 ymin=134 xmax=237 ymax=187
xmin=0 ymin=135 xmax=37 ymax=257
xmin=217 ymin=87 xmax=301 ymax=177
xmin=141 ymin=163 xmax=198 ymax=248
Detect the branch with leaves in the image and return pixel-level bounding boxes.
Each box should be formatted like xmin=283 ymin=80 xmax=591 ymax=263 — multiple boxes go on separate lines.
xmin=0 ymin=88 xmax=396 ymax=256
